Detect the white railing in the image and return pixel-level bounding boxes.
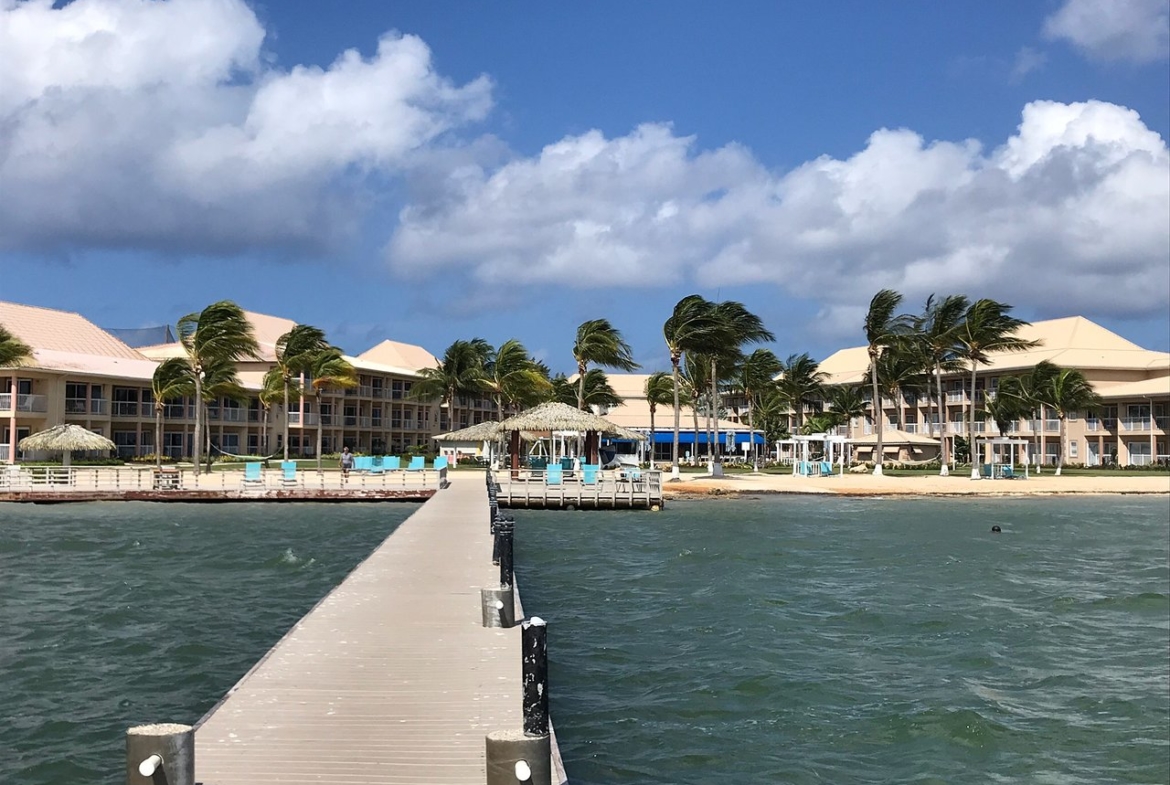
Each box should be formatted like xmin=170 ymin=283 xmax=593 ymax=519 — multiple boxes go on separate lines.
xmin=358 ymin=386 xmax=373 ymax=397
xmin=358 ymin=417 xmax=372 ymax=428
xmin=0 ymin=445 xmax=8 ymax=461
xmin=90 ymin=399 xmax=108 ymax=415
xmin=222 ymin=409 xmax=246 ymax=423
xmin=1121 ymin=418 xmax=1151 ymax=432
xmin=0 ymin=393 xmax=49 ymax=413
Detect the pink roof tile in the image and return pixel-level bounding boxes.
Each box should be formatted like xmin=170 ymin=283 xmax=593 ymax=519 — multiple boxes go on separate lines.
xmin=0 ymin=301 xmax=145 ymax=360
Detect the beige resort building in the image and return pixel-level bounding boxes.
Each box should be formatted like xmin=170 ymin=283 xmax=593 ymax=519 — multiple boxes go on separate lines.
xmin=1 ymin=301 xmax=495 ymax=464
xmin=817 ymin=316 xmax=1170 ymax=466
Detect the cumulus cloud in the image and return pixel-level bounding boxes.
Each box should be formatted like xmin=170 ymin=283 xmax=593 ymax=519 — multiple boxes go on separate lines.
xmin=0 ymin=0 xmax=492 ymax=254
xmin=388 ymin=100 xmax=1170 ymax=328
xmin=1043 ymin=0 xmax=1170 ymax=63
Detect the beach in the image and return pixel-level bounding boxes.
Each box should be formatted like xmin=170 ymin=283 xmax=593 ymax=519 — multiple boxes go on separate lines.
xmin=662 ymin=470 xmax=1170 ymax=498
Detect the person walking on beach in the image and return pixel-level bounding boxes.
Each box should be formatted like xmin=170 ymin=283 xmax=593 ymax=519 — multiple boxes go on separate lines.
xmin=340 ymin=446 xmax=354 ymax=479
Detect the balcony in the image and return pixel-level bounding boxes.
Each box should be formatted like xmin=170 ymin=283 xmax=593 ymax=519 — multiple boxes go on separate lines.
xmin=65 ymin=398 xmax=89 ymax=415
xmin=0 ymin=393 xmax=49 ymax=413
xmin=163 ymin=404 xmax=191 ymax=420
xmin=0 ymin=444 xmax=7 ymax=461
xmin=358 ymin=416 xmax=372 ymax=428
xmin=222 ymin=408 xmax=245 ymax=423
xmin=371 ymin=388 xmax=384 ymax=399
xmin=358 ymin=386 xmax=373 ymax=397
xmin=1121 ymin=417 xmax=1151 ymax=432
xmin=946 ymin=392 xmax=964 ymax=404
xmin=112 ymin=402 xmax=139 ymax=418
xmin=1086 ymin=418 xmax=1100 ymax=432
xmin=90 ymin=399 xmax=108 ymax=415
xmin=344 ymin=416 xmax=357 ymax=427
xmin=372 ymin=417 xmax=383 ymax=428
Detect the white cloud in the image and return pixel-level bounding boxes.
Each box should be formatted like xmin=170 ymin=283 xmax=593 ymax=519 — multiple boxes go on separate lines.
xmin=1043 ymin=0 xmax=1170 ymax=63
xmin=388 ymin=100 xmax=1170 ymax=328
xmin=0 ymin=0 xmax=492 ymax=253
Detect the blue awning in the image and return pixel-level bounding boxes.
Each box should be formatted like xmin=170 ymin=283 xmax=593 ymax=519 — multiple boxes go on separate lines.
xmin=648 ymin=431 xmax=763 ymax=445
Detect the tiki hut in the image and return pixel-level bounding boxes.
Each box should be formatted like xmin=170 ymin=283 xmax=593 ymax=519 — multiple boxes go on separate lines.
xmin=19 ymin=424 xmax=116 ymax=466
xmin=497 ymin=401 xmax=638 ymax=471
xmin=433 ymin=420 xmax=504 ymax=465
xmin=851 ymin=428 xmax=941 ymax=464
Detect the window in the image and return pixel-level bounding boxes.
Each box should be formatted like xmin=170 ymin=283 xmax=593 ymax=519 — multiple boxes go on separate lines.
xmin=65 ymin=382 xmax=88 ymax=414
xmin=1069 ymin=440 xmax=1078 ymax=458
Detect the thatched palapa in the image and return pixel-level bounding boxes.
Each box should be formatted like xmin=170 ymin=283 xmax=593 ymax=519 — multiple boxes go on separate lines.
xmin=433 ymin=421 xmax=504 ymax=442
xmin=497 ymin=401 xmax=642 ymax=470
xmin=19 ymin=424 xmax=116 ymax=466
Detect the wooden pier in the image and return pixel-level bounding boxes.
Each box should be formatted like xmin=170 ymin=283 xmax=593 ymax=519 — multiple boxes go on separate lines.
xmin=191 ymin=474 xmax=566 ymax=784
xmin=492 ymin=468 xmax=664 ymax=510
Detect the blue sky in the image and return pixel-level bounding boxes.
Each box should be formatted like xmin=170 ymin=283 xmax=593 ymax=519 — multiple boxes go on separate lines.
xmin=1 ymin=0 xmax=1168 ymax=373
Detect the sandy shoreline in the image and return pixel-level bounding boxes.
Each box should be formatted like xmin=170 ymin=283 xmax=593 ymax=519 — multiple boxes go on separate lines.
xmin=661 ymin=471 xmax=1170 ymax=498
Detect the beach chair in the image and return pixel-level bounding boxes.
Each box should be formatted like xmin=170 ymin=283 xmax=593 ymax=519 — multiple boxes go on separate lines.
xmin=280 ymin=461 xmax=298 ymax=486
xmin=407 ymin=456 xmax=426 ymax=472
xmin=820 ymin=461 xmax=833 ymax=477
xmin=383 ymin=456 xmax=401 ymax=471
xmin=981 ymin=463 xmax=993 ymax=479
xmin=582 ymin=464 xmax=600 ymax=486
xmin=354 ymin=456 xmax=372 ymax=473
xmin=545 ymin=464 xmax=563 ymax=485
xmin=529 ymin=456 xmax=547 ymax=471
xmin=1001 ymin=465 xmax=1016 ymax=479
xmin=560 ymin=457 xmax=574 ymax=477
xmin=242 ymin=462 xmax=263 ymax=487
xmin=433 ymin=456 xmax=448 ymax=471
xmin=369 ymin=456 xmax=385 ymax=475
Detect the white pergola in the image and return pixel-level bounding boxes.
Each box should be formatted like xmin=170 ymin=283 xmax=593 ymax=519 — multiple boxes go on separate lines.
xmin=791 ymin=433 xmax=850 ymax=477
xmin=972 ymin=436 xmax=1032 ymax=479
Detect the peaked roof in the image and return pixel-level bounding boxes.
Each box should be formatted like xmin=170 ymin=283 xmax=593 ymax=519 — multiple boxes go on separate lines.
xmin=818 ymin=315 xmax=1170 ymax=385
xmin=358 ymin=340 xmax=439 ymax=373
xmin=0 ymin=301 xmax=144 ymax=360
xmin=851 ymin=428 xmax=941 ymax=446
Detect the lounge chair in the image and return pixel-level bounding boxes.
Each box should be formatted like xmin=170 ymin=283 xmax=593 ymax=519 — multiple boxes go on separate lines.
xmin=407 ymin=456 xmax=426 ymax=472
xmin=369 ymin=456 xmax=385 ymax=475
xmin=981 ymin=463 xmax=993 ymax=479
xmin=280 ymin=461 xmax=298 ymax=486
xmin=620 ymin=467 xmax=643 ymax=489
xmin=560 ymin=457 xmax=574 ymax=477
xmin=383 ymin=456 xmax=401 ymax=471
xmin=433 ymin=456 xmax=448 ymax=471
xmin=582 ymin=464 xmax=600 ymax=486
xmin=243 ymin=462 xmax=263 ymax=486
xmin=529 ymin=456 xmax=548 ymax=471
xmin=545 ymin=464 xmax=563 ymax=485
xmin=1001 ymin=465 xmax=1016 ymax=479
xmin=820 ymin=461 xmax=833 ymax=477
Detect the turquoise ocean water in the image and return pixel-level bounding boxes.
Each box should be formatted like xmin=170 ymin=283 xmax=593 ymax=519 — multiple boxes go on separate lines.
xmin=1 ymin=496 xmax=1167 ymax=784
xmin=515 ymin=496 xmax=1170 ymax=785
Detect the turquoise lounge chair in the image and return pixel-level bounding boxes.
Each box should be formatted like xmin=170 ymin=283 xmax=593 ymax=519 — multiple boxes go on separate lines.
xmin=243 ymin=462 xmax=263 ymax=485
xmin=820 ymin=461 xmax=833 ymax=477
xmin=280 ymin=461 xmax=298 ymax=485
xmin=545 ymin=464 xmax=563 ymax=485
xmin=1001 ymin=465 xmax=1016 ymax=479
xmin=383 ymin=456 xmax=401 ymax=470
xmin=582 ymin=464 xmax=600 ymax=486
xmin=369 ymin=456 xmax=385 ymax=475
xmin=529 ymin=456 xmax=547 ymax=471
xmin=981 ymin=463 xmax=994 ymax=479
xmin=407 ymin=456 xmax=426 ymax=471
xmin=433 ymin=456 xmax=448 ymax=471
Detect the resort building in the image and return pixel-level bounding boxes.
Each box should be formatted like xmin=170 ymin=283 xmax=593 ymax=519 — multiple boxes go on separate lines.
xmin=1 ymin=301 xmax=494 ymax=464
xmin=817 ymin=316 xmax=1170 ymax=466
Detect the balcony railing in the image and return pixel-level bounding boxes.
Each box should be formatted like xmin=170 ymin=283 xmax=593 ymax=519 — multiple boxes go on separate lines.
xmin=222 ymin=408 xmax=245 ymax=423
xmin=163 ymin=404 xmax=192 ymax=420
xmin=65 ymin=399 xmax=88 ymax=415
xmin=371 ymin=388 xmax=384 ymax=399
xmin=112 ymin=402 xmax=139 ymax=418
xmin=1086 ymin=418 xmax=1100 ymax=432
xmin=1121 ymin=417 xmax=1151 ymax=432
xmin=358 ymin=386 xmax=373 ymax=397
xmin=344 ymin=416 xmax=357 ymax=427
xmin=0 ymin=393 xmax=49 ymax=413
xmin=0 ymin=444 xmax=8 ymax=461
xmin=358 ymin=417 xmax=371 ymax=428
xmin=90 ymin=399 xmax=108 ymax=415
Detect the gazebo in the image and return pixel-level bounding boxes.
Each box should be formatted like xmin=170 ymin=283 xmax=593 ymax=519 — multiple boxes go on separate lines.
xmin=791 ymin=433 xmax=851 ymax=476
xmin=972 ymin=436 xmax=1032 ymax=479
xmin=497 ymin=402 xmax=641 ymax=473
xmin=851 ymin=428 xmax=942 ymax=465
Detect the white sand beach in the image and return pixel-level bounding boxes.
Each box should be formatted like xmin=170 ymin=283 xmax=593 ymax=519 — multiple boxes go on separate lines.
xmin=662 ymin=470 xmax=1170 ymax=498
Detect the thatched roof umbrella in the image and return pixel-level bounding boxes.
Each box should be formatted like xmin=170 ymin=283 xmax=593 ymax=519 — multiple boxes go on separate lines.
xmin=433 ymin=420 xmax=503 ymax=442
xmin=19 ymin=424 xmax=116 ymax=467
xmin=497 ymin=401 xmax=635 ymax=470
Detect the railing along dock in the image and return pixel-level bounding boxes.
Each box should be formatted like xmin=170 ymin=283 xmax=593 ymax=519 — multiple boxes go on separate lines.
xmin=491 ymin=467 xmax=664 ymax=510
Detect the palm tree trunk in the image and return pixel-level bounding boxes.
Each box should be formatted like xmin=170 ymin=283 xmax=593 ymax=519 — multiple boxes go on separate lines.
xmin=870 ymin=355 xmax=884 ymax=477
xmin=577 ymin=362 xmax=587 ymax=411
xmin=1038 ymin=406 xmax=1046 ymax=474
xmin=155 ymin=407 xmax=162 ymax=470
xmin=316 ymin=393 xmax=324 ymax=473
xmin=649 ymin=404 xmax=656 ymax=470
xmin=1056 ymin=414 xmax=1065 ymax=476
xmin=670 ymin=357 xmax=681 ymax=480
xmin=282 ymin=379 xmax=290 ymax=462
xmin=747 ymin=400 xmax=757 ymax=472
xmin=969 ymin=364 xmax=980 ymax=479
xmin=205 ymin=404 xmax=214 ymax=475
xmin=936 ymin=361 xmax=948 ymax=476
xmin=692 ymin=401 xmax=701 ymax=467
xmin=710 ymin=357 xmax=721 ymax=475
xmin=193 ymin=375 xmax=203 ymax=474
xmin=262 ymin=408 xmax=270 ymax=456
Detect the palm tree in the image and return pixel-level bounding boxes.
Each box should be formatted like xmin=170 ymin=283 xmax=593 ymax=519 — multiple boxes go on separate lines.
xmin=913 ymin=294 xmax=969 ymax=475
xmin=1042 ymin=366 xmax=1102 ymax=476
xmin=776 ymin=353 xmax=827 ymax=435
xmin=573 ymin=319 xmax=639 ymax=411
xmin=199 ymin=354 xmax=251 ymax=473
xmin=305 ymin=349 xmax=358 ymax=472
xmin=176 ymin=301 xmax=260 ymax=474
xmin=864 ymin=289 xmax=911 ymax=476
xmin=826 ymin=385 xmax=867 ymax=442
xmin=150 ymin=358 xmax=195 ymax=469
xmin=644 ymin=371 xmax=676 ymax=467
xmin=870 ymin=344 xmax=930 ymax=431
xmin=259 ymin=366 xmax=285 ymax=457
xmin=998 ymin=363 xmax=1056 ymax=472
xmin=730 ymin=349 xmax=781 ymax=471
xmin=955 ymin=299 xmax=1039 ymax=478
xmin=274 ymin=325 xmax=331 ymax=461
xmin=552 ymin=369 xmax=621 ymax=409
xmin=705 ymin=301 xmax=774 ymax=475
xmin=0 ymin=326 xmax=33 ymax=367
xmin=410 ymin=339 xmax=491 ymax=432
xmin=681 ymin=351 xmax=710 ymax=466
xmin=485 ymin=339 xmax=550 ymax=419
xmin=752 ymin=387 xmax=790 ymax=449
xmin=664 ymin=295 xmax=721 ymax=479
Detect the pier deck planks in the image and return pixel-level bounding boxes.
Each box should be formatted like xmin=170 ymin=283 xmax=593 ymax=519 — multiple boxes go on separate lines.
xmin=194 ymin=475 xmax=540 ymax=784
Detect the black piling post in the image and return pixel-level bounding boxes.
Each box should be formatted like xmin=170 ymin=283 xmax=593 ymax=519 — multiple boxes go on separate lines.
xmin=521 ymin=617 xmax=549 ymax=737
xmin=498 ymin=517 xmax=514 ymax=588
xmin=491 ymin=513 xmax=503 ymax=565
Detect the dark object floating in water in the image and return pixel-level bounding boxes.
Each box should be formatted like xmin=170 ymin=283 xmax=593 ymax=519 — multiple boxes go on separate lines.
xmin=991 ymin=525 xmax=1002 ymax=533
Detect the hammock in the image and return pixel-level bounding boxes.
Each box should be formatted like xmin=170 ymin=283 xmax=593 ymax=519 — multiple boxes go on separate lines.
xmin=209 ymin=442 xmax=281 ymax=461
